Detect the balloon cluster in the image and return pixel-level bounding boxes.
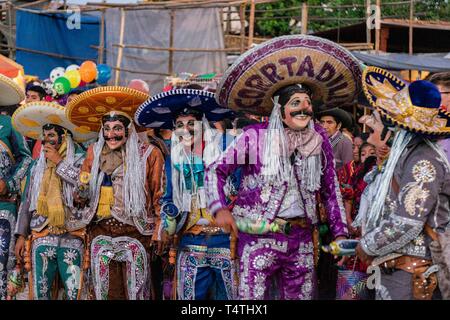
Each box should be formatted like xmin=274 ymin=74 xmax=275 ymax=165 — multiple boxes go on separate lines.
xmin=49 ymin=61 xmax=112 ymax=95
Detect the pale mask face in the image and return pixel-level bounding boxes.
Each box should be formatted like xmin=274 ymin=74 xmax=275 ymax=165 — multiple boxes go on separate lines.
xmin=281 ymin=92 xmax=313 ymax=130
xmin=42 ymin=128 xmax=62 ymax=150
xmin=359 ymin=111 xmax=392 ymax=150
xmin=174 ymin=115 xmax=202 ymax=147
xmin=103 ymin=120 xmax=127 ymax=150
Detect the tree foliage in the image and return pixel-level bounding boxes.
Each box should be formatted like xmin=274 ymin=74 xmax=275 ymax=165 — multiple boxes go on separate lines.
xmin=253 ymin=0 xmax=450 ymax=37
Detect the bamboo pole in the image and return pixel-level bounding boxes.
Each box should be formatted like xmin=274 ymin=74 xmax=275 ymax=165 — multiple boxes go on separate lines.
xmin=112 ymin=44 xmax=243 ymax=52
xmin=98 ymin=9 xmax=106 ymax=64
xmin=239 ymin=2 xmax=246 ymax=53
xmin=8 ymin=3 xmax=13 ymax=58
xmin=14 ymin=0 xmax=50 ymax=8
xmin=247 ymin=0 xmax=255 ymax=48
xmin=114 ymin=8 xmax=126 ymax=85
xmin=375 ymin=0 xmax=380 ymax=53
xmin=225 ymin=6 xmax=231 ymax=34
xmin=301 ymin=2 xmax=308 ymax=34
xmin=168 ymin=9 xmax=175 ymax=75
xmin=409 ymin=0 xmax=414 ymax=55
xmin=111 ymin=66 xmax=170 ymax=76
xmin=0 ymin=43 xmax=87 ymax=60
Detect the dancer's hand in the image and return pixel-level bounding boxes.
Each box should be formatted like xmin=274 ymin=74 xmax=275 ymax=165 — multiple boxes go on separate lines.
xmin=0 ymin=179 xmax=7 ymax=195
xmin=355 ymin=243 xmax=374 ymax=265
xmin=73 ymin=191 xmax=88 ymax=209
xmin=43 ymin=144 xmax=63 ymax=165
xmin=215 ymin=209 xmax=238 ymax=238
xmin=15 ymin=235 xmax=26 ymax=263
xmin=154 ymin=231 xmax=171 ymax=256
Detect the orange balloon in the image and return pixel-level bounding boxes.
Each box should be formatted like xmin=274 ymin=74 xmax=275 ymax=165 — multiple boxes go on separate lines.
xmin=79 ymin=61 xmax=97 ymax=83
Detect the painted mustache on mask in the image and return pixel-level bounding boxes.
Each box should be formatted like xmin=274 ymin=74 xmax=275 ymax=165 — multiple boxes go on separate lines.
xmin=176 ymin=130 xmax=195 ymax=138
xmin=43 ymin=140 xmax=56 ymax=145
xmin=290 ymin=110 xmax=313 ymax=118
xmin=104 ymin=136 xmax=124 ymax=141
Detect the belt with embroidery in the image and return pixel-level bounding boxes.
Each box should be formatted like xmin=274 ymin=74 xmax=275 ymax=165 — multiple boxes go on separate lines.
xmin=184 ymin=224 xmax=223 ymax=235
xmin=47 ymin=225 xmax=68 ymax=235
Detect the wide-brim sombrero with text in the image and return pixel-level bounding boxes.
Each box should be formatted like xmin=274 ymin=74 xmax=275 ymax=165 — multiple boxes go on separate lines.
xmin=362 ymin=66 xmax=450 ymax=137
xmin=66 ymin=86 xmax=149 ymax=132
xmin=135 ymin=88 xmax=234 ymax=129
xmin=0 ymin=73 xmax=25 ymax=106
xmin=12 ymin=101 xmax=97 ymax=142
xmin=216 ymin=35 xmax=363 ymax=116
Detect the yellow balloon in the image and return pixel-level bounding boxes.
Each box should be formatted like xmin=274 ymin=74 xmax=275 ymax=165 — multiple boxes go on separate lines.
xmin=64 ymin=69 xmax=81 ymax=88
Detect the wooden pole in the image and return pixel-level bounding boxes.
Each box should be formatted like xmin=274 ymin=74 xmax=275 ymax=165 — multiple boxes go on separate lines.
xmin=301 ymin=2 xmax=308 ymax=34
xmin=114 ymin=8 xmax=126 ymax=85
xmin=111 ymin=44 xmax=243 ymax=53
xmin=247 ymin=0 xmax=255 ymax=48
xmin=375 ymin=0 xmax=380 ymax=53
xmin=168 ymin=9 xmax=175 ymax=75
xmin=409 ymin=0 xmax=414 ymax=55
xmin=98 ymin=9 xmax=105 ymax=64
xmin=239 ymin=2 xmax=246 ymax=53
xmin=0 ymin=44 xmax=87 ymax=61
xmin=366 ymin=0 xmax=371 ymax=45
xmin=225 ymin=6 xmax=231 ymax=35
xmin=7 ymin=3 xmax=13 ymax=58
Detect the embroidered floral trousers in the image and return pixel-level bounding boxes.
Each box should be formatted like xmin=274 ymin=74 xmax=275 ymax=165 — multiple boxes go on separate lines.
xmin=177 ymin=232 xmax=237 ymax=300
xmin=30 ymin=234 xmax=84 ymax=300
xmin=0 ymin=208 xmax=16 ymax=300
xmin=237 ymin=225 xmax=316 ymax=300
xmin=89 ymin=219 xmax=152 ymax=300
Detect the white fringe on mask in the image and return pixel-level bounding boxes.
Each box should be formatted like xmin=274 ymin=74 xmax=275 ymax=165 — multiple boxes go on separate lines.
xmin=261 ymin=97 xmax=291 ymax=183
xmin=202 ymin=115 xmax=222 ymax=167
xmin=62 ymin=134 xmax=75 ymax=208
xmin=123 ymin=124 xmax=147 ymax=217
xmin=363 ymin=129 xmax=413 ymax=232
xmin=426 ymin=139 xmax=450 ymax=172
xmin=298 ymin=154 xmax=322 ymax=192
xmin=170 ymin=131 xmax=190 ymax=212
xmin=29 ymin=146 xmax=46 ymax=212
xmin=89 ymin=128 xmax=105 ymax=201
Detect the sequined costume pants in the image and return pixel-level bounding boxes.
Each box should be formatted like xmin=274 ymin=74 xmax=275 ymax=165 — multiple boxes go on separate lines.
xmin=237 ymin=225 xmax=316 ymax=300
xmin=376 ymin=269 xmax=441 ymax=300
xmin=0 ymin=208 xmax=16 ymax=300
xmin=30 ymin=234 xmax=84 ymax=300
xmin=177 ymin=232 xmax=237 ymax=300
xmin=89 ymin=218 xmax=152 ymax=300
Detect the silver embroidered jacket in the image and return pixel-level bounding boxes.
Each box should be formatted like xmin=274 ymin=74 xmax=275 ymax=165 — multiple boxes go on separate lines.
xmin=15 ymin=151 xmax=86 ymax=236
xmin=360 ymin=137 xmax=450 ymax=259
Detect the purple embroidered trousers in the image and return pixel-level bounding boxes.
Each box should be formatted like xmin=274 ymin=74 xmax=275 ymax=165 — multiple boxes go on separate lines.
xmin=237 ymin=225 xmax=316 ymax=300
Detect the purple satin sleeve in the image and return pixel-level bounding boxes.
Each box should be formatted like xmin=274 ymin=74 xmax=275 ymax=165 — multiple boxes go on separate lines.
xmin=315 ymin=123 xmax=349 ymax=238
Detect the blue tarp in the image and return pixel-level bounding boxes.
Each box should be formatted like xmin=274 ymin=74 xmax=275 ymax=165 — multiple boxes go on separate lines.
xmin=352 ymin=51 xmax=450 ymax=72
xmin=16 ymin=10 xmax=102 ymax=79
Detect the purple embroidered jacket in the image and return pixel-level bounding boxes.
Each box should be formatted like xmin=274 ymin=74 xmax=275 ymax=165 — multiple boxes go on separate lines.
xmin=206 ymin=122 xmax=348 ymax=238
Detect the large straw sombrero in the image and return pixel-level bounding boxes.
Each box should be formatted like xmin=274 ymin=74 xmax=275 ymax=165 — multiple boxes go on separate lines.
xmin=362 ymin=66 xmax=450 ymax=137
xmin=0 ymin=73 xmax=25 ymax=106
xmin=135 ymin=89 xmax=234 ymax=129
xmin=12 ymin=101 xmax=97 ymax=142
xmin=216 ymin=35 xmax=363 ymax=116
xmin=66 ymin=86 xmax=149 ymax=132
